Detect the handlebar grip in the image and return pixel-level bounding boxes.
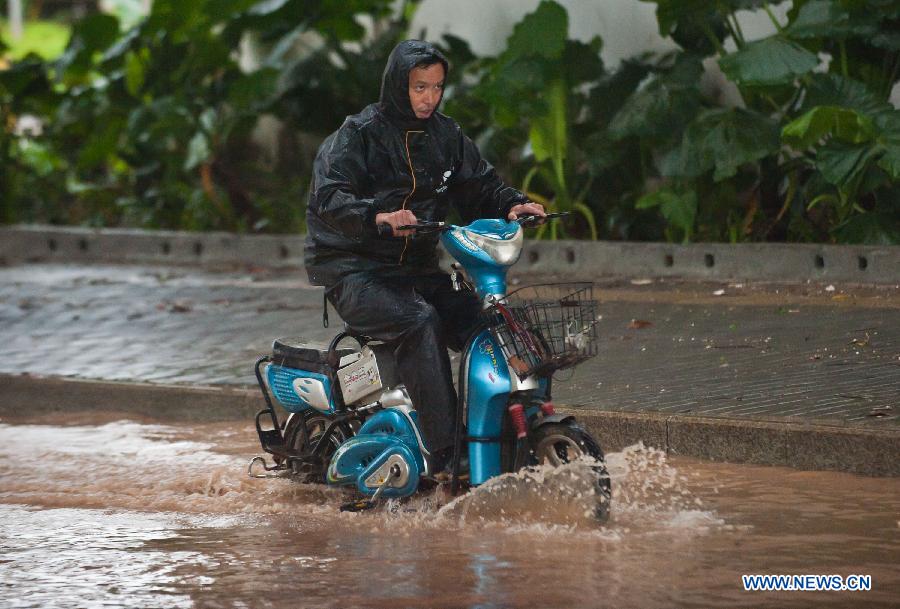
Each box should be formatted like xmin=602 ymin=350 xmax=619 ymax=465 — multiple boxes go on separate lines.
xmin=376 ymin=223 xmax=394 ymax=237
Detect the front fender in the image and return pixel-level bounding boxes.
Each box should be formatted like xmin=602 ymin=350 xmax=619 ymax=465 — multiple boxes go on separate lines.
xmin=530 ymin=413 xmax=575 ymax=430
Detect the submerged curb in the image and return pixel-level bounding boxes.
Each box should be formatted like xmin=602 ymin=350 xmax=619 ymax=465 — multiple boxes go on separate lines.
xmin=3 ymin=224 xmax=899 ymax=284
xmin=3 ymin=374 xmax=897 ymax=477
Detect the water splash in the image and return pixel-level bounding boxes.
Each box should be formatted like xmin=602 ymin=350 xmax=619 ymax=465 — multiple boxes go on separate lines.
xmin=0 ymin=419 xmax=722 ymax=537
xmin=358 ymin=443 xmax=723 ymax=540
xmin=605 ymin=442 xmax=724 ymax=533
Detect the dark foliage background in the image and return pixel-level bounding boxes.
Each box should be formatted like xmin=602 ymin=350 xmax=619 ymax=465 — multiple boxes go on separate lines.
xmin=1 ymin=0 xmax=898 ymax=242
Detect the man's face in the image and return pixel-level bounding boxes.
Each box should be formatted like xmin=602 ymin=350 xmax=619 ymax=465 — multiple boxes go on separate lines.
xmin=408 ymin=63 xmax=445 ymax=120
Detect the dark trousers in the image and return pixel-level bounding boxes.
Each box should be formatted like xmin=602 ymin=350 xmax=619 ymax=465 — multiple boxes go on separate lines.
xmin=326 ymin=272 xmax=482 ymax=453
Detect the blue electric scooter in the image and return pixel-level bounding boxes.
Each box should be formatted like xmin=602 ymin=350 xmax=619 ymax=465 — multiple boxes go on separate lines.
xmin=249 ymin=213 xmax=611 ymax=518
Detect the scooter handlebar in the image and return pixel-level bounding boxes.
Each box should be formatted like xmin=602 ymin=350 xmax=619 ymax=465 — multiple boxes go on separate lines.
xmin=515 ymin=211 xmax=569 ymax=227
xmin=394 ymin=221 xmax=448 ymax=233
xmin=379 ymin=213 xmax=565 ymax=236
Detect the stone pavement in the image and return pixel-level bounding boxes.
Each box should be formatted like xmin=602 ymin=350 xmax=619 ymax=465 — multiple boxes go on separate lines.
xmin=1 ymin=262 xmax=898 ymax=473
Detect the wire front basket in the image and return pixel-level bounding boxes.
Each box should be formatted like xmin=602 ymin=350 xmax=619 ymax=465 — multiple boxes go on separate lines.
xmin=487 ymin=283 xmax=599 ymax=379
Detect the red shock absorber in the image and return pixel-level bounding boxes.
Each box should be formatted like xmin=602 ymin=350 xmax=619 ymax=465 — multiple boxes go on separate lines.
xmin=540 ymin=401 xmax=556 ymax=416
xmin=508 ymin=403 xmax=527 ymax=439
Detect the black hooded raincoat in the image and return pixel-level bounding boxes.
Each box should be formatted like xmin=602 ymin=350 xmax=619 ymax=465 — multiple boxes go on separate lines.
xmin=304 ymin=40 xmax=526 ymax=286
xmin=303 ymin=40 xmax=526 ymax=457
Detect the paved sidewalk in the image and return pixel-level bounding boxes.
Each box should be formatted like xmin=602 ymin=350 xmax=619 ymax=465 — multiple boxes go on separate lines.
xmin=1 ymin=262 xmax=898 ymax=473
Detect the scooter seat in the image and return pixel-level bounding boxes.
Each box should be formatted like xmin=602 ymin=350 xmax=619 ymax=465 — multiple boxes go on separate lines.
xmin=272 ymin=337 xmax=355 ymax=370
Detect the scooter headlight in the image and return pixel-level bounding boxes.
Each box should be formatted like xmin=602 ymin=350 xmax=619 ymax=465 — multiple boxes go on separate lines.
xmin=463 ymin=227 xmax=523 ymax=266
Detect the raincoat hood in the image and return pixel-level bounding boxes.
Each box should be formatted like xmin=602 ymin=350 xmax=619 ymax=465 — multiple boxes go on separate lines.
xmin=379 ymin=40 xmax=449 ymax=130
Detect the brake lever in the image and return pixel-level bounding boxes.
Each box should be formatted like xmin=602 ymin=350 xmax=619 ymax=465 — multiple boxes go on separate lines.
xmin=396 ymin=222 xmax=447 ymax=234
xmin=516 ymin=212 xmax=570 ymax=228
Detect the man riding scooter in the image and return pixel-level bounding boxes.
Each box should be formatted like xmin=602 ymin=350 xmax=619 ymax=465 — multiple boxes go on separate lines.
xmin=304 ymin=39 xmax=545 ymax=476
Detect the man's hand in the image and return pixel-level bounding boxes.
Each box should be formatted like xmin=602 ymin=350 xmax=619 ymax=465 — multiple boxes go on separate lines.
xmin=376 ymin=209 xmax=418 ymax=237
xmin=507 ymin=201 xmax=546 ymax=221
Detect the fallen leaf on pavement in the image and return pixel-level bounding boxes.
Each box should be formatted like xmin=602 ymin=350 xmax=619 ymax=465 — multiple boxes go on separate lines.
xmin=627 ymin=319 xmax=653 ymax=329
xmin=158 ymin=300 xmax=193 ymax=313
xmin=850 ymin=333 xmax=870 ymax=347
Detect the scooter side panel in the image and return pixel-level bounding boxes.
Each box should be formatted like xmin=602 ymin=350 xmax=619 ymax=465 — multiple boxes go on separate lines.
xmin=465 ymin=329 xmax=511 ymax=485
xmin=326 ymin=434 xmax=420 ymax=497
xmin=326 ymin=409 xmax=425 ymax=497
xmin=266 ymin=364 xmax=335 ymax=414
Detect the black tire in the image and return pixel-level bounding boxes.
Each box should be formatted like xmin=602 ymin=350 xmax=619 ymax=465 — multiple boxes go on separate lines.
xmin=526 ymin=422 xmax=612 ymax=522
xmin=283 ymin=411 xmax=351 ymax=483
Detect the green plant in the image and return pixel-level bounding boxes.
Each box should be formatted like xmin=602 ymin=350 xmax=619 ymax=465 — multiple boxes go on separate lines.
xmin=630 ymin=0 xmax=900 ymax=244
xmin=0 ymin=18 xmax=71 ymax=60
xmin=1 ymin=0 xmax=406 ymax=232
xmin=460 ymin=1 xmax=605 ymax=239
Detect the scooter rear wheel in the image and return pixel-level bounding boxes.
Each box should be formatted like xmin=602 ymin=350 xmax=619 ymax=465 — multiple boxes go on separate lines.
xmin=527 ymin=423 xmax=612 ymax=522
xmin=283 ymin=411 xmax=351 ymax=483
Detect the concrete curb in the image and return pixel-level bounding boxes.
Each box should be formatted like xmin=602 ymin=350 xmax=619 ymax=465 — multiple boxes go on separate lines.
xmin=3 ymin=374 xmax=897 ymax=477
xmin=3 ymin=224 xmax=899 ymax=284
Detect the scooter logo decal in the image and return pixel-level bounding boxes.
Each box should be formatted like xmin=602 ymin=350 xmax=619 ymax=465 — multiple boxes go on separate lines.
xmin=479 ymin=339 xmax=500 ymax=375
xmin=435 ymin=169 xmax=452 ymax=194
xmin=453 ymin=229 xmax=479 ymax=253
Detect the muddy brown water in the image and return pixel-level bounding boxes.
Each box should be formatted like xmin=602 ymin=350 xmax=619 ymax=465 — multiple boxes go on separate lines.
xmin=0 ymin=412 xmax=897 ymax=609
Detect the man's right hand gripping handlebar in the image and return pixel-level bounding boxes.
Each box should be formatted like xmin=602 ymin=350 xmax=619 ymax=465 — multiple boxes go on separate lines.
xmin=376 ymin=210 xmax=418 ymax=237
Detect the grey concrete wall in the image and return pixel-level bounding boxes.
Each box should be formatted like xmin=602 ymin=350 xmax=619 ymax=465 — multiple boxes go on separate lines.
xmin=2 ymin=374 xmax=897 ymax=475
xmin=2 ymin=224 xmax=898 ymax=284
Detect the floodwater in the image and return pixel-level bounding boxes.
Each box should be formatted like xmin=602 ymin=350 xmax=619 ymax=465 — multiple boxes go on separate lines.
xmin=0 ymin=412 xmax=897 ymax=609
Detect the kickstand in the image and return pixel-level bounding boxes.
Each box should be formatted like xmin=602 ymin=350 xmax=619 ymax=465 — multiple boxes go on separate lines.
xmin=247 ymin=455 xmax=288 ymax=479
xmin=340 ymin=463 xmax=401 ymax=512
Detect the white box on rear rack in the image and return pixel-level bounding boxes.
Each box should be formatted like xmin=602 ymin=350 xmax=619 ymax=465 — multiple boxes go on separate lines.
xmin=337 ymin=346 xmax=382 ymax=405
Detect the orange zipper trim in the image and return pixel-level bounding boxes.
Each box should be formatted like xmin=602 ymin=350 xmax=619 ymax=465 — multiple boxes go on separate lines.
xmin=399 ymin=130 xmax=423 ymax=264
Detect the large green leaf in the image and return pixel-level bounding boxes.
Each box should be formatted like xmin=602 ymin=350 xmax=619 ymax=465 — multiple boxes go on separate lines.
xmin=228 ymin=68 xmax=280 ymax=112
xmin=641 ymin=0 xmax=766 ymax=38
xmin=782 ymin=105 xmax=876 ymax=148
xmin=801 ymin=73 xmax=889 ymax=116
xmin=562 ymin=37 xmax=604 ymax=85
xmin=124 ymin=48 xmax=149 ymax=96
xmin=184 ymin=132 xmax=211 ymax=171
xmin=832 ymin=210 xmax=900 ymax=245
xmin=718 ymin=36 xmax=819 ymax=86
xmin=503 ymin=0 xmax=568 ymax=61
xmin=815 ymin=140 xmax=881 ymax=189
xmin=56 ymin=13 xmax=122 ymax=81
xmin=667 ymin=108 xmax=780 ymax=181
xmin=785 ymin=0 xmax=874 ymax=39
xmin=0 ymin=59 xmax=54 ymax=106
xmin=587 ymin=57 xmax=652 ymax=123
xmin=528 ymin=78 xmax=567 ymax=164
xmin=607 ymin=55 xmax=704 ymax=141
xmin=873 ymin=111 xmax=900 ymax=179
xmin=636 ymin=188 xmax=697 ymax=241
xmin=15 ymin=140 xmax=62 ymax=177
xmin=869 ymin=28 xmax=900 ymax=51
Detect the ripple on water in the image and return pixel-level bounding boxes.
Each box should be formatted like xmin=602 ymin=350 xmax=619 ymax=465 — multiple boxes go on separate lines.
xmin=3 ymin=417 xmax=899 ymax=609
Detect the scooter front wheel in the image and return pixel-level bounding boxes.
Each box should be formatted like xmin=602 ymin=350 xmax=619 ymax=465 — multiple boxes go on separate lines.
xmin=528 ymin=423 xmax=612 ymax=522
